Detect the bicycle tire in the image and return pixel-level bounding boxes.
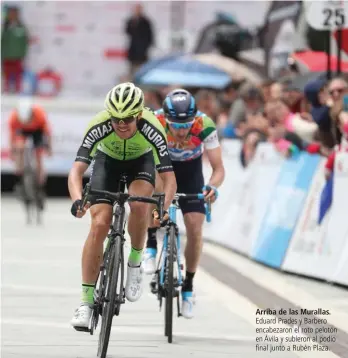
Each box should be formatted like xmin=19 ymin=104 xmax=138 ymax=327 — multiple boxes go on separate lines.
xmin=21 ymin=168 xmax=35 ymax=223
xmin=115 ymin=246 xmax=124 ymax=316
xmin=90 ymin=238 xmax=112 ymax=335
xmin=164 ymin=225 xmax=175 ymax=343
xmin=97 ymin=235 xmax=122 ymax=358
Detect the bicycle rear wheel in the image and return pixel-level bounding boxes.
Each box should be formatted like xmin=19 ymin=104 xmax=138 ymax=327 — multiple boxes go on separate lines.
xmin=97 ymin=235 xmax=122 ymax=358
xmin=164 ymin=225 xmax=175 ymax=343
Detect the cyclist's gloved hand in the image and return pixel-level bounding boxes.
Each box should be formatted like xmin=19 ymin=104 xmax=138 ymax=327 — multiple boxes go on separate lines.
xmin=202 ymin=185 xmax=218 ymax=203
xmin=152 ymin=208 xmax=169 ymax=227
xmin=71 ymin=199 xmax=91 ymax=218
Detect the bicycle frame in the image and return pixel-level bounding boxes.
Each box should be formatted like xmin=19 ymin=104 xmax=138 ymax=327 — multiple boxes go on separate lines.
xmin=157 ymin=193 xmax=209 ymax=293
xmin=159 ymin=201 xmax=183 ymax=289
xmin=83 ymin=181 xmax=163 ymax=352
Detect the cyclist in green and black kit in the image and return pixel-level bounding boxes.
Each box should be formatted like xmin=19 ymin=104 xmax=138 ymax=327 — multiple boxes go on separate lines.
xmin=68 ymin=82 xmax=177 ymax=330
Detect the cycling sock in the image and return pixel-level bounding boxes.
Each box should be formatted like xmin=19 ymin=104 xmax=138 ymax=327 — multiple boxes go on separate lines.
xmin=128 ymin=246 xmax=143 ymax=267
xmin=81 ymin=283 xmax=95 ymax=305
xmin=146 ymin=228 xmax=158 ymax=250
xmin=182 ymin=271 xmax=195 ymax=292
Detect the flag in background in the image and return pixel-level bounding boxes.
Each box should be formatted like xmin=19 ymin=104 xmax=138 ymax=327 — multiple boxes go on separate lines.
xmin=318 ymin=172 xmax=334 ymax=225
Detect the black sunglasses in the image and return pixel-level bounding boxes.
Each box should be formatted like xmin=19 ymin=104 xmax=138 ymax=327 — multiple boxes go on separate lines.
xmin=111 ymin=115 xmax=137 ymax=124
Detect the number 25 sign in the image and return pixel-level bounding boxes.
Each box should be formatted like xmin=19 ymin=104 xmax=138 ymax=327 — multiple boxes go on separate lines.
xmin=304 ymin=0 xmax=348 ymax=30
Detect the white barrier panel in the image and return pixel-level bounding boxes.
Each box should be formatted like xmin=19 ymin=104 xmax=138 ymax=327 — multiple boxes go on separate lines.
xmin=233 ymin=143 xmax=283 ymax=256
xmin=177 ymin=139 xmax=347 ymax=287
xmin=282 ymin=153 xmax=348 ymax=286
xmin=281 ymin=160 xmax=332 ymax=280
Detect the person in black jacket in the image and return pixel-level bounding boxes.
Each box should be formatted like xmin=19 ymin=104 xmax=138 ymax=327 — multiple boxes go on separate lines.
xmin=125 ymin=4 xmax=154 ymax=77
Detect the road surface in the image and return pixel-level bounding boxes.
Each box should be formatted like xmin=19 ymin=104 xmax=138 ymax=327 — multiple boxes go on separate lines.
xmin=1 ymin=197 xmax=348 ymax=358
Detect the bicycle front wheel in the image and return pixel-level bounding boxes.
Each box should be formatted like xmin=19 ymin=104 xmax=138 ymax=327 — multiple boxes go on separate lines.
xmin=164 ymin=225 xmax=175 ymax=343
xmin=97 ymin=235 xmax=122 ymax=358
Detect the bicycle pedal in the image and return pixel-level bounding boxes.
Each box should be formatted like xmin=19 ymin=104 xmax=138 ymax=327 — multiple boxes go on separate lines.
xmin=73 ymin=326 xmax=90 ymax=333
xmin=150 ymin=281 xmax=158 ymax=294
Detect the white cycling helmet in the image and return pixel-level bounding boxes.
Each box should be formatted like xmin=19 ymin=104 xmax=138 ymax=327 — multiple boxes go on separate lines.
xmin=16 ymin=97 xmax=33 ymax=123
xmin=104 ymin=82 xmax=144 ymax=119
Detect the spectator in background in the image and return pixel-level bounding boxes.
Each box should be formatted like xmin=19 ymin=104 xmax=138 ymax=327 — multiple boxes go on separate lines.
xmin=144 ymin=89 xmax=162 ymax=111
xmin=1 ymin=5 xmax=28 ymax=93
xmin=304 ymin=78 xmax=334 ymax=148
xmin=221 ymin=81 xmax=243 ymax=125
xmin=329 ymin=98 xmax=348 ymax=149
xmin=325 ymin=101 xmax=348 ymax=179
xmin=195 ymin=89 xmax=219 ymax=122
xmin=239 ymin=112 xmax=269 ymax=167
xmin=260 ymin=79 xmax=274 ymax=102
xmin=242 ymin=87 xmax=264 ymax=115
xmin=328 ymin=76 xmax=348 ymax=105
xmin=124 ymin=3 xmax=154 ymax=78
xmin=216 ymin=100 xmax=234 ymax=138
xmin=270 ymin=81 xmax=284 ymax=100
xmin=235 ymin=86 xmax=264 ymax=138
xmin=283 ymin=85 xmax=303 ymax=113
xmin=237 ymin=87 xmax=267 ymax=166
xmin=266 ymin=99 xmax=318 ymax=143
xmin=212 ymin=81 xmax=242 ymax=139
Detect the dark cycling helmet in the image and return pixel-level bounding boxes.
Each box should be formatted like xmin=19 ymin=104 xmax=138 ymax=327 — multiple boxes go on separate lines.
xmin=163 ymin=89 xmax=197 ymax=123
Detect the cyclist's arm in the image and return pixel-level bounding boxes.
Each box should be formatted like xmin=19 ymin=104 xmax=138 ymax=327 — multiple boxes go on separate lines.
xmin=68 ymin=161 xmax=89 ymax=202
xmin=158 ymin=170 xmax=177 ymax=210
xmin=206 ymin=146 xmax=225 ymax=188
xmin=138 ymin=114 xmax=176 ymax=210
xmin=37 ymin=106 xmax=53 ymax=152
xmin=201 ymin=116 xmax=225 ymax=189
xmin=69 ymin=112 xmax=113 ymax=201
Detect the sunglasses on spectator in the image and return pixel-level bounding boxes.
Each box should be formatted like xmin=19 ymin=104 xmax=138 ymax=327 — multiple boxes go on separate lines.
xmin=329 ymin=88 xmax=346 ymax=96
xmin=166 ymin=118 xmax=195 ymax=130
xmin=111 ymin=115 xmax=138 ymax=124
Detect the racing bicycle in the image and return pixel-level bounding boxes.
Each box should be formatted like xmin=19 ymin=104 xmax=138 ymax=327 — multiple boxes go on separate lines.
xmin=150 ymin=193 xmax=211 ymax=343
xmin=79 ymin=180 xmax=164 ymax=358
xmin=18 ymin=139 xmax=44 ymax=225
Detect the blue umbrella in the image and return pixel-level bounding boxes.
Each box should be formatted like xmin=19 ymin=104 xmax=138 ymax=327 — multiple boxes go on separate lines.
xmin=133 ymin=53 xmax=183 ymax=82
xmin=134 ymin=54 xmax=231 ymax=89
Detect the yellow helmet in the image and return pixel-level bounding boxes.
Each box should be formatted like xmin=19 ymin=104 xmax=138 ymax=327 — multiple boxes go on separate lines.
xmin=104 ymin=82 xmax=144 ymax=118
